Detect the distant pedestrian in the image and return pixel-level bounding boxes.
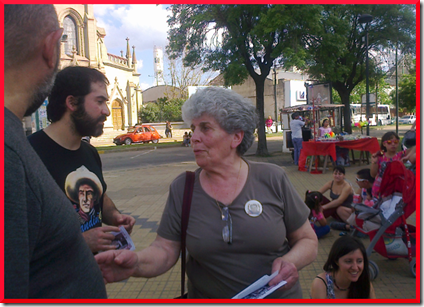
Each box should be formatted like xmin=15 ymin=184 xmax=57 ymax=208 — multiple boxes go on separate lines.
xmin=266 ymin=116 xmax=273 ymax=134
xmin=165 ymin=120 xmax=173 ymax=138
xmin=290 ymin=112 xmax=307 ymax=166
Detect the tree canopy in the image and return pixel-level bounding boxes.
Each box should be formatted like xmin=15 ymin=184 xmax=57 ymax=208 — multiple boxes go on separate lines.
xmin=167 ymin=4 xmax=416 ymax=145
xmin=397 ymin=59 xmax=416 ymax=112
xmin=167 ymin=4 xmax=322 ymax=156
xmin=303 ymin=4 xmax=415 ymax=133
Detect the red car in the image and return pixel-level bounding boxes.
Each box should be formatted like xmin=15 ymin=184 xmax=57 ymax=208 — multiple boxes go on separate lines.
xmin=113 ymin=125 xmax=161 ymax=145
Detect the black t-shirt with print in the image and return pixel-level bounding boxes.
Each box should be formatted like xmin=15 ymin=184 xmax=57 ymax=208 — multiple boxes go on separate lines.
xmin=28 ymin=130 xmax=106 ymax=232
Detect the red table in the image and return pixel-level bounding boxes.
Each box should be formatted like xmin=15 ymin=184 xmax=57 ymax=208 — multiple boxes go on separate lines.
xmin=298 ymin=137 xmax=381 ymax=172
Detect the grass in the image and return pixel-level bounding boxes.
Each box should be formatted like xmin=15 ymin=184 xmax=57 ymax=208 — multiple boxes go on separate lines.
xmin=96 ymin=140 xmax=182 ymax=153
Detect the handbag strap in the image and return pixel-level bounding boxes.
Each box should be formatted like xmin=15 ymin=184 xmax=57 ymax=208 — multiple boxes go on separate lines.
xmin=180 ymin=171 xmax=195 ymax=298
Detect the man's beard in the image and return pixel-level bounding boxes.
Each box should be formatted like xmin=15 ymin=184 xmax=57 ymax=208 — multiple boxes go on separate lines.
xmin=25 ymin=42 xmax=60 ymax=117
xmin=24 ymin=70 xmax=57 ymax=117
xmin=71 ymin=103 xmax=107 ymax=138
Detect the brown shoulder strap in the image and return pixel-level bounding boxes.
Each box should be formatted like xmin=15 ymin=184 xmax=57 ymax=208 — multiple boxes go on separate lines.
xmin=180 ymin=171 xmax=195 ymax=298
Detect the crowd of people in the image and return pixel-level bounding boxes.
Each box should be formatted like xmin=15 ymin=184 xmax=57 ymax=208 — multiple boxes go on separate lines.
xmin=4 ymin=4 xmax=415 ymax=300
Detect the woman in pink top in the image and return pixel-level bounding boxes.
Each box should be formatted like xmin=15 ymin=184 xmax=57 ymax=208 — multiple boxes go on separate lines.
xmin=266 ymin=116 xmax=273 ymax=134
xmin=319 ymin=118 xmax=332 ymax=137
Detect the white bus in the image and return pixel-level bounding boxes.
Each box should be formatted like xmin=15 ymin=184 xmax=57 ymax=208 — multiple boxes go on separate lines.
xmin=350 ymin=104 xmax=391 ymax=126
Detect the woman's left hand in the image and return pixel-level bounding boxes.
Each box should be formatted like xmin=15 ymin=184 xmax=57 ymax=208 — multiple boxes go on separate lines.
xmin=269 ymin=258 xmax=299 ymax=290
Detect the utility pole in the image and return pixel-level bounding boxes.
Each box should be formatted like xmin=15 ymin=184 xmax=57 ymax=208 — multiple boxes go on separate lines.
xmin=359 ymin=14 xmax=373 ymax=136
xmin=273 ymin=66 xmax=278 ymax=133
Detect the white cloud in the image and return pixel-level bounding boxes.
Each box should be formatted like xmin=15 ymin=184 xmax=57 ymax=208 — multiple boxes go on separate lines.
xmin=94 ymin=4 xmax=170 ymax=52
xmin=140 ymin=82 xmax=153 ymax=91
xmin=137 ymin=60 xmax=143 ymax=71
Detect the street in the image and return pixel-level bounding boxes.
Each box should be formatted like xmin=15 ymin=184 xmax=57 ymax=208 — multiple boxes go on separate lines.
xmin=101 ymin=137 xmax=285 ymax=171
xmin=100 ymin=125 xmax=412 ymax=171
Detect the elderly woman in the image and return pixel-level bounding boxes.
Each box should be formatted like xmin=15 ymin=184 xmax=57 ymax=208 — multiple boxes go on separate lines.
xmin=95 ymin=87 xmax=318 ymax=298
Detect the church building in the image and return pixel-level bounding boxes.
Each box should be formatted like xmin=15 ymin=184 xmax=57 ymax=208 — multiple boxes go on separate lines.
xmin=31 ymin=4 xmax=142 ymax=132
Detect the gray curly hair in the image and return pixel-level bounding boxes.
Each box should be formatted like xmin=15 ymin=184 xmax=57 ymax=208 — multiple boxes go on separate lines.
xmin=182 ymin=87 xmax=258 ymax=155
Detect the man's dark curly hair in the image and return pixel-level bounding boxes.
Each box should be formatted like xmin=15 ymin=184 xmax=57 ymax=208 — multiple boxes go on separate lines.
xmin=47 ymin=66 xmax=109 ymax=122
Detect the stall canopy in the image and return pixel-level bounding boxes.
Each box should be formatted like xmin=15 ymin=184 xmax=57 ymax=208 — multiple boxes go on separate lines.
xmin=280 ymin=104 xmax=344 ymax=114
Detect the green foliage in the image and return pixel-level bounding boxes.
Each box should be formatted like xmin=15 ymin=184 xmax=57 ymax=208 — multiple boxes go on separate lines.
xmin=302 ymin=4 xmax=415 ymax=133
xmin=141 ymin=98 xmax=185 ymax=123
xmin=140 ymin=103 xmax=160 ymax=123
xmin=162 ymin=98 xmax=185 ymax=122
xmin=398 ymin=59 xmax=416 ymax=112
xmin=349 ymin=79 xmax=393 ymax=105
xmin=167 ymin=4 xmax=323 ymax=155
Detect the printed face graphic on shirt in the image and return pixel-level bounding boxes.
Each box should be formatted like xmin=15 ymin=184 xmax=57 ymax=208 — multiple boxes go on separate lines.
xmin=65 ymin=166 xmax=103 ymax=212
xmin=78 ymin=183 xmax=97 ymax=213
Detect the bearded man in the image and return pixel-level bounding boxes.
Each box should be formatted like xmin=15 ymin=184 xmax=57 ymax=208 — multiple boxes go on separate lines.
xmin=28 ymin=66 xmax=135 ymax=254
xmin=4 ymin=5 xmax=107 ymax=298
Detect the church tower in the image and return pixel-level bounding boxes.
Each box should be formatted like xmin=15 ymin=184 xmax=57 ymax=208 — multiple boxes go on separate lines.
xmin=153 ymin=45 xmax=164 ymax=86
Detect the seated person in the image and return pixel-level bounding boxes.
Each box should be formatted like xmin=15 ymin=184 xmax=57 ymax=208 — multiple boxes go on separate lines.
xmin=182 ymin=132 xmax=190 ymax=147
xmin=319 ymin=118 xmax=332 ymax=137
xmin=311 ymin=236 xmax=376 ymax=299
xmin=332 ymin=169 xmax=374 ymax=233
xmin=187 ymin=132 xmax=192 ymax=146
xmin=305 ymin=191 xmax=330 ymax=239
xmin=318 ymin=166 xmax=354 ymax=224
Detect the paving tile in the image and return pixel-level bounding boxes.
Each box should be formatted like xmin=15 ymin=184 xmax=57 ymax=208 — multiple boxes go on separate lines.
xmin=102 ymin=150 xmax=417 ymax=300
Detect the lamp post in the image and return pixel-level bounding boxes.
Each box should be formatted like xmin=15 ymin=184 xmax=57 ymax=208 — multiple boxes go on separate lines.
xmin=358 ymin=14 xmax=373 ymax=136
xmin=273 ymin=66 xmax=278 ymax=133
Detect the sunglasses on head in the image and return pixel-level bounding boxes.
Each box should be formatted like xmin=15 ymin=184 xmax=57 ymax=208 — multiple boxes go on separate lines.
xmin=384 ymin=140 xmax=399 ymax=145
xmin=356 ymin=178 xmax=367 ymax=182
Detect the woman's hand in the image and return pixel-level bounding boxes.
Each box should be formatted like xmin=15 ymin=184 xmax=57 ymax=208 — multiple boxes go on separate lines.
xmin=269 ymin=258 xmax=298 ymax=290
xmin=269 ymin=221 xmax=318 ymax=290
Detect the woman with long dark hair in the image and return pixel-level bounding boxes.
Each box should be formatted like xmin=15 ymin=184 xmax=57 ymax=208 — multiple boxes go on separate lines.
xmin=311 ymin=236 xmax=376 ymax=299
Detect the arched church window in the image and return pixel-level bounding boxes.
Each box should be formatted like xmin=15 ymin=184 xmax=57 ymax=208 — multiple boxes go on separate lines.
xmin=63 ymin=16 xmax=78 ymax=56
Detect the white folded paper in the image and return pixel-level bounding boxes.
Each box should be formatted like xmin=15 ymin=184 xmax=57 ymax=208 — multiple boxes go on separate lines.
xmin=232 ymin=271 xmax=287 ymax=299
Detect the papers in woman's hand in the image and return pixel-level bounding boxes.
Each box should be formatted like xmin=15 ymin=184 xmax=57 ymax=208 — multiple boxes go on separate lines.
xmin=232 ymin=271 xmax=287 ymax=299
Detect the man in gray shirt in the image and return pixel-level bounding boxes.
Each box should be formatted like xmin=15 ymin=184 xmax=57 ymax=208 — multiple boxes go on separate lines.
xmin=289 ymin=112 xmax=306 ymax=166
xmin=4 ymin=5 xmax=106 ymax=298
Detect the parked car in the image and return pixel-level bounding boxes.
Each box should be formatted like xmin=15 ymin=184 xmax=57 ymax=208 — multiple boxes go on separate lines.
xmin=113 ymin=125 xmax=161 ymax=145
xmin=398 ymin=115 xmax=416 ymax=125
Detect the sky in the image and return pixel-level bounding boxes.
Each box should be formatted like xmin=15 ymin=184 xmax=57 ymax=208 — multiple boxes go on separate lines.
xmin=94 ymin=4 xmax=171 ymax=90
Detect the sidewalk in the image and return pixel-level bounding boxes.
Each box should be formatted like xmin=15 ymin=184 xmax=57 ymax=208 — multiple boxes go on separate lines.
xmin=103 ymin=150 xmax=417 ymax=300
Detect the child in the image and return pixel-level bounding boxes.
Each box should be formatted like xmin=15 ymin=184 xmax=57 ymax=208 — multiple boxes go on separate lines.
xmin=346 ymin=188 xmax=375 ymax=228
xmin=305 ymin=191 xmax=330 ymax=239
xmin=370 ymin=132 xmax=406 ymax=198
xmin=363 ymin=188 xmax=374 ymax=208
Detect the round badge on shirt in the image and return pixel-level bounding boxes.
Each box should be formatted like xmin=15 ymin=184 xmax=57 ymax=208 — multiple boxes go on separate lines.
xmin=244 ymin=200 xmax=263 ymax=217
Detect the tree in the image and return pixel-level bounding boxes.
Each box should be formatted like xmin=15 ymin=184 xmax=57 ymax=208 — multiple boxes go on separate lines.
xmin=162 ymin=97 xmax=185 ymax=121
xmin=140 ymin=103 xmax=160 ymax=123
xmin=398 ymin=59 xmax=416 ymax=112
xmin=303 ymin=4 xmax=415 ymax=133
xmin=164 ymin=55 xmax=217 ymax=100
xmin=167 ymin=5 xmax=322 ymax=156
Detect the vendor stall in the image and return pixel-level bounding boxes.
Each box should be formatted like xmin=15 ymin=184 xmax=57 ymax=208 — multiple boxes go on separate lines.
xmin=280 ymin=103 xmax=344 ymax=153
xmin=298 ymin=137 xmax=380 ymax=173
